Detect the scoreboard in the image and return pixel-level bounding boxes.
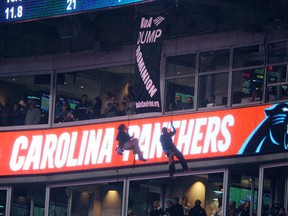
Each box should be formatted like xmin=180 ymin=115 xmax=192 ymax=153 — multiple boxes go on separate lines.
xmin=0 ymin=0 xmax=144 ymax=23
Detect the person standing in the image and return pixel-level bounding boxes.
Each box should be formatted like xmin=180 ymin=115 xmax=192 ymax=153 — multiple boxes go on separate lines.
xmin=25 ymin=100 xmax=41 ymax=125
xmin=173 ymin=197 xmax=184 ymax=216
xmin=188 ymin=199 xmax=207 ymax=216
xmin=160 ymin=121 xmax=189 ymax=178
xmin=116 ymin=124 xmax=147 ymax=161
xmin=182 ymin=196 xmax=191 ymax=216
xmin=238 ymin=201 xmax=250 ymax=216
xmin=165 ymin=199 xmax=176 ymax=216
xmin=105 ymin=93 xmax=119 ymax=117
xmin=74 ymin=94 xmax=92 ymax=120
xmin=148 ymin=200 xmax=165 ymax=216
xmin=91 ymin=96 xmax=102 ymax=118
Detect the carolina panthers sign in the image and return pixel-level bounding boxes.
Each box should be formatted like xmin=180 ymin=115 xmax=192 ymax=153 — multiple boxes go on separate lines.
xmin=0 ymin=103 xmax=284 ymax=176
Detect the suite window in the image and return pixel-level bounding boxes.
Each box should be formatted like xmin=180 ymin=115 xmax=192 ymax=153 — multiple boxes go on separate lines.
xmin=200 ymin=49 xmax=229 ymax=72
xmin=266 ymin=65 xmax=288 ymax=101
xmin=49 ymin=182 xmax=123 ymax=215
xmin=165 ymin=54 xmax=196 ymax=112
xmin=198 ymin=72 xmax=228 ymax=108
xmin=0 ymin=190 xmax=7 ymax=215
xmin=233 ymin=45 xmax=265 ymax=68
xmin=268 ymin=41 xmax=287 ymax=64
xmin=165 ymin=77 xmax=195 ymax=111
xmin=55 ymin=64 xmax=134 ymax=123
xmin=229 ymin=166 xmax=260 ymax=216
xmin=261 ymin=165 xmax=288 ymax=216
xmin=11 ymin=185 xmax=46 ymax=216
xmin=232 ymin=68 xmax=264 ymax=104
xmin=0 ymin=74 xmax=51 ymax=127
xmin=128 ymin=172 xmax=224 ymax=216
xmin=166 ymin=54 xmax=196 ymax=77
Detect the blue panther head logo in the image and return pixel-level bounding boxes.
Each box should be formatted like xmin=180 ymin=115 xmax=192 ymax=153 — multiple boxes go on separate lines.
xmin=238 ymin=102 xmax=288 ymax=154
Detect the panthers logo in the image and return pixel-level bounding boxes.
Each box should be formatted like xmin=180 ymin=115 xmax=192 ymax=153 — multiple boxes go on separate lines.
xmin=238 ymin=103 xmax=288 ymax=154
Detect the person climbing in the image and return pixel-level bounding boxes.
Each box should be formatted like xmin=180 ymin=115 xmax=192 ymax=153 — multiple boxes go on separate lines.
xmin=160 ymin=121 xmax=189 ymax=178
xmin=116 ymin=123 xmax=147 ymax=162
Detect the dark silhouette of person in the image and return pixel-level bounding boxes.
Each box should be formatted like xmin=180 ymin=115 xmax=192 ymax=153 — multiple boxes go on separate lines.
xmin=175 ymin=95 xmax=185 ymax=110
xmin=205 ymin=95 xmax=216 ymax=107
xmin=55 ymin=103 xmax=74 ymax=123
xmin=74 ymin=94 xmax=92 ymax=120
xmin=116 ymin=124 xmax=147 ymax=161
xmin=91 ymin=96 xmax=102 ymax=118
xmin=184 ymin=96 xmax=194 ymax=109
xmin=165 ymin=199 xmax=176 ymax=216
xmin=188 ymin=199 xmax=207 ymax=216
xmin=173 ymin=197 xmax=184 ymax=216
xmin=149 ymin=200 xmax=165 ymax=216
xmin=238 ymin=201 xmax=250 ymax=216
xmin=160 ymin=121 xmax=188 ymax=178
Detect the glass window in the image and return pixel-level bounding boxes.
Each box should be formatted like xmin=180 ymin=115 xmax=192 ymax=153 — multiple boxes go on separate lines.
xmin=49 ymin=182 xmax=124 ymax=215
xmin=0 ymin=74 xmax=51 ymax=127
xmin=128 ymin=172 xmax=224 ymax=216
xmin=198 ymin=72 xmax=229 ymax=108
xmin=268 ymin=41 xmax=287 ymax=64
xmin=165 ymin=77 xmax=195 ymax=111
xmin=0 ymin=190 xmax=7 ymax=216
xmin=166 ymin=54 xmax=196 ymax=77
xmin=267 ymin=84 xmax=288 ymax=102
xmin=266 ymin=65 xmax=288 ymax=101
xmin=55 ymin=65 xmax=135 ymax=123
xmin=200 ymin=49 xmax=230 ymax=72
xmin=233 ymin=45 xmax=264 ymax=68
xmin=232 ymin=68 xmax=263 ymax=104
xmin=11 ymin=184 xmax=46 ymax=216
xmin=267 ymin=65 xmax=287 ymax=84
xmin=262 ymin=165 xmax=288 ymax=216
xmin=229 ymin=166 xmax=260 ymax=216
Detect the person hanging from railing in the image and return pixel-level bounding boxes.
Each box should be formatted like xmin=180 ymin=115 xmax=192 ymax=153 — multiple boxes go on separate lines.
xmin=116 ymin=123 xmax=147 ymax=162
xmin=160 ymin=121 xmax=189 ymax=178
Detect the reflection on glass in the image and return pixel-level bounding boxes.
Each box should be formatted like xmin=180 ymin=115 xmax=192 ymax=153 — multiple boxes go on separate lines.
xmin=262 ymin=166 xmax=288 ymax=216
xmin=165 ymin=77 xmax=195 ymax=111
xmin=229 ymin=169 xmax=259 ymax=216
xmin=128 ymin=173 xmax=224 ymax=216
xmin=267 ymin=65 xmax=287 ymax=84
xmin=268 ymin=41 xmax=287 ymax=64
xmin=0 ymin=190 xmax=7 ymax=216
xmin=267 ymin=84 xmax=288 ymax=102
xmin=200 ymin=49 xmax=229 ymax=72
xmin=233 ymin=45 xmax=264 ymax=68
xmin=198 ymin=73 xmax=228 ymax=108
xmin=232 ymin=68 xmax=263 ymax=104
xmin=49 ymin=182 xmax=123 ymax=215
xmin=0 ymin=74 xmax=50 ymax=127
xmin=166 ymin=54 xmax=196 ymax=77
xmin=49 ymin=187 xmax=68 ymax=216
xmin=11 ymin=186 xmax=45 ymax=216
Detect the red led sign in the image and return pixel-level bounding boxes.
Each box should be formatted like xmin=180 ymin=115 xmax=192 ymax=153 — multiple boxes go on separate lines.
xmin=0 ymin=104 xmax=272 ymax=176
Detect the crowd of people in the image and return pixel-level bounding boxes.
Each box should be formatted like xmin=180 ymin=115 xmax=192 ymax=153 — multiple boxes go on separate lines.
xmin=55 ymin=88 xmax=136 ymax=123
xmin=0 ymin=97 xmax=42 ymax=126
xmin=145 ymin=198 xmax=287 ymax=216
xmin=0 ymin=86 xmax=137 ymax=126
xmin=147 ymin=197 xmax=207 ymax=216
xmin=1 ymin=88 xmax=218 ymax=126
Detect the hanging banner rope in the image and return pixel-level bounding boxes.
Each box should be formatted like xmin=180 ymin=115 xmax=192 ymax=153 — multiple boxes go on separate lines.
xmin=134 ymin=13 xmax=165 ymax=113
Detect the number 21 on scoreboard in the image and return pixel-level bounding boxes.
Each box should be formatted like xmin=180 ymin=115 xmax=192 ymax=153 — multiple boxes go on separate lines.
xmin=67 ymin=0 xmax=76 ymax=10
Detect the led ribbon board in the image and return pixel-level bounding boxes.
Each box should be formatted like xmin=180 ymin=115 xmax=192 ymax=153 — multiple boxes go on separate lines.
xmin=0 ymin=0 xmax=144 ymax=23
xmin=2 ymin=103 xmax=286 ymax=176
